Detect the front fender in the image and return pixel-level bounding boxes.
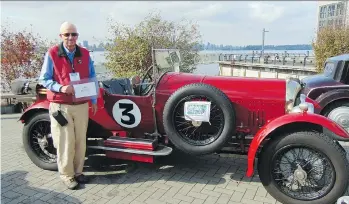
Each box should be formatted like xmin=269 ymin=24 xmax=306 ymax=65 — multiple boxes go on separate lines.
xmin=19 ymin=100 xmax=50 ymax=123
xmin=316 ymin=89 xmax=349 ymax=113
xmin=246 ymin=112 xmax=349 ymax=177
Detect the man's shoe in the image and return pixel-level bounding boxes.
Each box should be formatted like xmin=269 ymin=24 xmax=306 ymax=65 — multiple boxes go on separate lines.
xmin=63 ymin=178 xmax=79 ymax=190
xmin=75 ymin=174 xmax=89 ymax=184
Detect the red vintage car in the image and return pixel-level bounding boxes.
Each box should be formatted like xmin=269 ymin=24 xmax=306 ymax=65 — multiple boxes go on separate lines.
xmin=20 ymin=49 xmax=349 ymax=204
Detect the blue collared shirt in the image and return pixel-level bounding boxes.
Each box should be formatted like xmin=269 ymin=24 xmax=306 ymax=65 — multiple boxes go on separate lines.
xmin=39 ymin=45 xmax=97 ymax=104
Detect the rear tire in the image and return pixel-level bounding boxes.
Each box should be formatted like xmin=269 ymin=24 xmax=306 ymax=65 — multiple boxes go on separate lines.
xmin=22 ymin=112 xmax=58 ymax=171
xmin=258 ymin=131 xmax=349 ymax=204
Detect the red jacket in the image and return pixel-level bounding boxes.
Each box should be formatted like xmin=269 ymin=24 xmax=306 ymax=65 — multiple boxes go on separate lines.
xmin=46 ymin=43 xmax=90 ymax=104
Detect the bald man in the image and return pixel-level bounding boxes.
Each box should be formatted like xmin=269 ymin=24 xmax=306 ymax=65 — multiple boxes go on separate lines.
xmin=39 ymin=22 xmax=98 ymax=190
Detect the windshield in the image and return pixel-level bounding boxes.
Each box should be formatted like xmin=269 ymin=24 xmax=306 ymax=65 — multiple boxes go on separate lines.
xmin=154 ymin=49 xmax=181 ymax=74
xmin=323 ymin=62 xmax=335 ymax=77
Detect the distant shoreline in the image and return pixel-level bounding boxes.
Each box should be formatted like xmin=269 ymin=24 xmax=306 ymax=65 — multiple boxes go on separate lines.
xmin=85 ymin=43 xmax=313 ymax=52
xmin=90 ymin=49 xmax=314 ymax=53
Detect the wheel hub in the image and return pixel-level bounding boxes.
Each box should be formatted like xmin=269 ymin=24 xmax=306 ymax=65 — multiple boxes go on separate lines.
xmin=339 ymin=118 xmax=349 ymax=127
xmin=37 ymin=135 xmax=48 ymax=149
xmin=328 ymin=107 xmax=349 ymax=132
xmin=191 ymin=121 xmax=202 ymax=127
xmin=294 ymin=164 xmax=307 ymax=185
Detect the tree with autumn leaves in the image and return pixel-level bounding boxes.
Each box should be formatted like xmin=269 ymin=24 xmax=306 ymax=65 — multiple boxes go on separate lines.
xmin=312 ymin=26 xmax=349 ymax=73
xmin=1 ymin=23 xmax=55 ymax=91
xmin=1 ymin=13 xmax=201 ymax=92
xmin=104 ymin=12 xmax=202 ymax=78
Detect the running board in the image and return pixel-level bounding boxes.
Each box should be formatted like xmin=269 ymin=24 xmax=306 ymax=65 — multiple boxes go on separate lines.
xmin=87 ymin=136 xmax=172 ymax=163
xmin=87 ymin=144 xmax=172 ymax=156
xmin=104 ymin=136 xmax=158 ymax=151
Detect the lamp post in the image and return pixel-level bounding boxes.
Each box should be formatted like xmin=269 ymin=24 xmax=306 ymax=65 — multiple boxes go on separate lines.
xmin=262 ymin=28 xmax=269 ymax=57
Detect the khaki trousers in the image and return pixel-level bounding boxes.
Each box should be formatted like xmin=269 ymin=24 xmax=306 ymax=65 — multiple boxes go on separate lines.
xmin=49 ymin=102 xmax=89 ymax=182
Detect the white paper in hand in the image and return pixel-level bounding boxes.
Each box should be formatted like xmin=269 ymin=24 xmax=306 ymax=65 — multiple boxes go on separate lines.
xmin=73 ymin=82 xmax=97 ymax=98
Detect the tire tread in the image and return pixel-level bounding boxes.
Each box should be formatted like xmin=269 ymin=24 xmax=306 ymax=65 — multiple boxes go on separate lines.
xmin=258 ymin=130 xmax=349 ymax=204
xmin=22 ymin=111 xmax=58 ymax=171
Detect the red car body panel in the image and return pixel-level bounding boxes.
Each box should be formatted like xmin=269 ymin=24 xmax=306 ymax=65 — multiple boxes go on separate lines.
xmin=19 ymin=99 xmax=50 ymax=123
xmin=24 ymin=99 xmax=50 ymax=111
xmin=155 ymin=72 xmax=286 ymax=135
xmin=27 ymin=72 xmax=285 ymax=137
xmin=103 ymin=94 xmax=155 ymax=132
xmin=246 ymin=112 xmax=349 ymax=177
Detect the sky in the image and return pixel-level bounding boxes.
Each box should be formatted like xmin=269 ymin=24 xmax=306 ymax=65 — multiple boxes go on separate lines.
xmin=1 ymin=1 xmax=319 ymax=46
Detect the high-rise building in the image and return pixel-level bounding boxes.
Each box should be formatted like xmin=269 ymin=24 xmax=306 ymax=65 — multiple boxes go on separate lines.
xmin=82 ymin=40 xmax=89 ymax=48
xmin=316 ymin=1 xmax=349 ymax=31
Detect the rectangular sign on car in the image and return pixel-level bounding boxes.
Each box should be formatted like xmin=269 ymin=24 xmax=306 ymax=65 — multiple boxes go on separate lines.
xmin=184 ymin=101 xmax=211 ymax=122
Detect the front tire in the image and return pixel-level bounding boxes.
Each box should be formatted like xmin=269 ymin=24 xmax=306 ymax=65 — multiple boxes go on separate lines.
xmin=258 ymin=131 xmax=349 ymax=204
xmin=22 ymin=112 xmax=58 ymax=171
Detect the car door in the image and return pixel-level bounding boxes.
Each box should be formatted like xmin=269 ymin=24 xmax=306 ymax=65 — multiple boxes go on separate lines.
xmin=103 ymin=92 xmax=155 ymax=133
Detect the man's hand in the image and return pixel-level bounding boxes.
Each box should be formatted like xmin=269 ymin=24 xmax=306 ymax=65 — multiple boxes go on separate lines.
xmin=60 ymin=85 xmax=74 ymax=95
xmin=91 ymin=104 xmax=97 ymax=115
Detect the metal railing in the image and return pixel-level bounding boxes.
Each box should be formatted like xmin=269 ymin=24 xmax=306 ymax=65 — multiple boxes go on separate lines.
xmin=195 ymin=51 xmax=316 ymax=67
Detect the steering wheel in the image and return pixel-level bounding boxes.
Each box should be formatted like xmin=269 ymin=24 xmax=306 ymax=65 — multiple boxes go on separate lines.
xmin=139 ymin=65 xmax=155 ymax=96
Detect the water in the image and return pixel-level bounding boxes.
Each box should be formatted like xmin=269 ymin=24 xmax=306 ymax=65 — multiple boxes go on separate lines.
xmin=90 ymin=50 xmax=313 ymax=77
xmin=199 ymin=50 xmax=314 ymax=55
xmin=90 ymin=51 xmax=221 ymax=77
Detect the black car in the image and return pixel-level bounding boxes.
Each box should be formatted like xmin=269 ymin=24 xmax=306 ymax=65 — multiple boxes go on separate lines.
xmin=298 ymin=53 xmax=349 ymax=132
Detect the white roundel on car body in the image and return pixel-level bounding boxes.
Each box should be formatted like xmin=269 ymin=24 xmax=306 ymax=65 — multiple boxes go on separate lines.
xmin=112 ymin=99 xmax=141 ymax=128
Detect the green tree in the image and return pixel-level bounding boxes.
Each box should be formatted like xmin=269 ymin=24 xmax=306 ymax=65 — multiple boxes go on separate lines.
xmin=1 ymin=22 xmax=55 ymax=91
xmin=104 ymin=12 xmax=202 ymax=78
xmin=312 ymin=26 xmax=349 ymax=73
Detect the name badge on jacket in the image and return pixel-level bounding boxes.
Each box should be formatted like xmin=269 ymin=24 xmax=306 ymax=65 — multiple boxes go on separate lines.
xmin=69 ymin=73 xmax=80 ymax=81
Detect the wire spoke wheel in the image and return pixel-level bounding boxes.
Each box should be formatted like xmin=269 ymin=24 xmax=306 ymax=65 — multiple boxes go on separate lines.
xmin=172 ymin=95 xmax=224 ymax=146
xmin=271 ymin=145 xmax=335 ymax=201
xmin=258 ymin=131 xmax=349 ymax=204
xmin=29 ymin=119 xmax=57 ymax=163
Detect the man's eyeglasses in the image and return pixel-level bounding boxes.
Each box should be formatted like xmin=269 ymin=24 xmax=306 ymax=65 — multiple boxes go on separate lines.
xmin=61 ymin=33 xmax=79 ymax=37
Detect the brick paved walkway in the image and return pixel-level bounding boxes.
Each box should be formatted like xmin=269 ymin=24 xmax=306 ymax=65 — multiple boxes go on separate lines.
xmin=1 ymin=113 xmax=348 ymax=204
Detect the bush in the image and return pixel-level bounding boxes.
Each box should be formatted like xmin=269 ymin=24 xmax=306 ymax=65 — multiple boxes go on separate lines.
xmin=1 ymin=23 xmax=54 ymax=91
xmin=312 ymin=26 xmax=349 ymax=73
xmin=104 ymin=12 xmax=202 ymax=78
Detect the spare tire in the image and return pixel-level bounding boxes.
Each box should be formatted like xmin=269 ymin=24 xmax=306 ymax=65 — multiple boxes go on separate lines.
xmin=163 ymin=83 xmax=236 ymax=155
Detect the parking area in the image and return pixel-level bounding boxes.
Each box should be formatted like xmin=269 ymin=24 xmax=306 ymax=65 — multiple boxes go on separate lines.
xmin=1 ymin=113 xmax=349 ymax=204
